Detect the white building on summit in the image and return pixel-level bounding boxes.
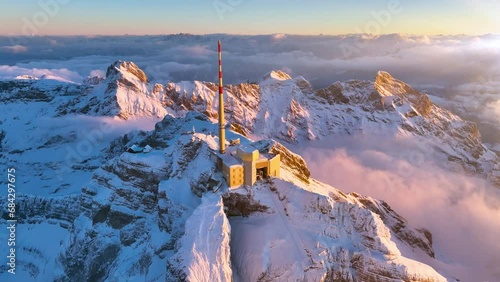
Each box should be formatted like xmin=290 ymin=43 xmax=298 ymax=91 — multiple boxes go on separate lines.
xmin=213 ymin=40 xmax=281 ymax=188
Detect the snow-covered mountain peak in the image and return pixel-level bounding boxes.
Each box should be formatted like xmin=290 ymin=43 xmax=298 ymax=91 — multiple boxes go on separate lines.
xmin=263 ymin=70 xmax=292 ymax=81
xmin=14 ymin=74 xmax=39 ymax=80
xmin=105 ymin=60 xmax=149 ymax=83
xmin=59 ymin=60 xmax=167 ymax=119
xmin=374 ymin=70 xmax=433 ymax=116
xmin=83 ymin=75 xmax=105 ymax=86
xmin=375 ymin=70 xmax=413 ymax=97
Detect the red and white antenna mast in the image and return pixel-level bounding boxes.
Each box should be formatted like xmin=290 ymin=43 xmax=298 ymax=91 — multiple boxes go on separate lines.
xmin=218 ymin=40 xmax=226 ymax=154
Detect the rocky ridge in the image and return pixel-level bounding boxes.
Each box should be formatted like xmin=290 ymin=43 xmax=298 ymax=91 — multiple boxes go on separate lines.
xmin=61 ymin=61 xmax=499 ymax=187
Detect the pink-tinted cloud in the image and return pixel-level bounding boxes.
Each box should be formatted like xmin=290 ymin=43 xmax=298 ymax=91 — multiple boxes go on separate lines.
xmin=0 ymin=65 xmax=81 ymax=82
xmin=1 ymin=45 xmax=28 ymax=53
xmin=297 ymin=135 xmax=500 ymax=281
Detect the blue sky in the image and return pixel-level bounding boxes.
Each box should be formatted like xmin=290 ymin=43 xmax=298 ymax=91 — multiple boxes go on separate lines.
xmin=1 ymin=0 xmax=498 ymax=35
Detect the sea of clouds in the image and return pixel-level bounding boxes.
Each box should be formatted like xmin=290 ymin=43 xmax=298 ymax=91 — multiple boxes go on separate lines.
xmin=295 ymin=134 xmax=500 ymax=282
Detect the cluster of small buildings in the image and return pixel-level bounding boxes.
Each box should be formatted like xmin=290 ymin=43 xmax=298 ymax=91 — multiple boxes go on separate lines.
xmin=213 ymin=144 xmax=280 ymax=188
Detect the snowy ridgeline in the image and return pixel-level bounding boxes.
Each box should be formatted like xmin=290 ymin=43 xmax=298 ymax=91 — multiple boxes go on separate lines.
xmin=53 ymin=61 xmax=500 ymax=187
xmin=0 ymin=60 xmax=498 ymax=281
xmin=1 ymin=60 xmax=497 ymax=191
xmin=0 ymin=111 xmax=447 ymax=281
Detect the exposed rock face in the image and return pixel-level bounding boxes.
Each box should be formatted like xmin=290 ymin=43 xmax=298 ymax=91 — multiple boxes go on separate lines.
xmin=316 ymin=82 xmax=350 ymax=104
xmin=60 ymin=153 xmax=171 ymax=281
xmin=158 ymin=81 xmax=261 ymax=135
xmin=356 ymin=195 xmax=435 ymax=258
xmin=106 ymin=61 xmax=149 ymax=84
xmin=263 ymin=70 xmax=293 ymax=81
xmin=56 ymin=112 xmax=227 ymax=281
xmin=222 ymin=192 xmax=269 ymax=217
xmin=375 ymin=71 xmax=434 ymax=117
xmin=252 ymin=139 xmax=311 ymax=183
xmin=7 ymin=195 xmax=81 ymax=228
xmin=227 ymin=176 xmax=446 ymax=282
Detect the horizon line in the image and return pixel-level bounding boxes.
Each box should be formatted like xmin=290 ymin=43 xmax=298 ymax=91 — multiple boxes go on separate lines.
xmin=1 ymin=32 xmax=499 ymax=38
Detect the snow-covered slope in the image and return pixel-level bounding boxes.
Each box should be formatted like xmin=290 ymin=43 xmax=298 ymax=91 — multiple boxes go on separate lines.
xmin=168 ymin=194 xmax=232 ymax=282
xmin=226 ymin=180 xmax=445 ymax=282
xmin=59 ymin=61 xmax=168 ymax=119
xmin=0 ymin=109 xmax=448 ymax=281
xmin=1 ymin=60 xmax=498 ymax=281
xmin=2 ymin=112 xmax=446 ymax=281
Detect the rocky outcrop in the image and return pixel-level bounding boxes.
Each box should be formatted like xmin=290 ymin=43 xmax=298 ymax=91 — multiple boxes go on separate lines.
xmin=1 ymin=195 xmax=80 ymax=228
xmin=315 ymin=82 xmax=350 ymax=104
xmin=356 ymin=195 xmax=435 ymax=258
xmin=106 ymin=61 xmax=149 ymax=84
xmin=375 ymin=71 xmax=433 ymax=117
xmin=59 ymin=153 xmax=172 ymax=281
xmin=222 ymin=192 xmax=269 ymax=217
xmin=263 ymin=70 xmax=292 ymax=81
xmin=227 ymin=179 xmax=446 ymax=282
xmin=253 ymin=139 xmax=311 ymax=183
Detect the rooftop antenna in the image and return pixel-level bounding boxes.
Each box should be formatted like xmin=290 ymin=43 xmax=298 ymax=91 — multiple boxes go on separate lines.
xmin=218 ymin=40 xmax=226 ymax=154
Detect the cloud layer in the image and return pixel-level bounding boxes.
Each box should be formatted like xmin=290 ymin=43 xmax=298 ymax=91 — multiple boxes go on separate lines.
xmin=1 ymin=34 xmax=498 ymax=143
xmin=296 ymin=134 xmax=500 ymax=282
xmin=0 ymin=34 xmax=498 ymax=85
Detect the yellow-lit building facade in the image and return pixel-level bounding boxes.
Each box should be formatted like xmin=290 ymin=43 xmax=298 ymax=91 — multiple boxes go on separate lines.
xmin=215 ymin=145 xmax=280 ymax=188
